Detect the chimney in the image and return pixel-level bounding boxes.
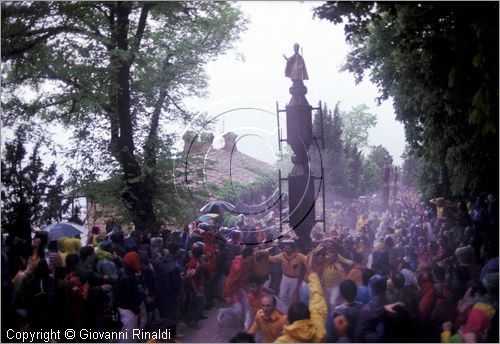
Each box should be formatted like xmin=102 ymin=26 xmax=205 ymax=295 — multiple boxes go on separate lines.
xmin=223 ymin=132 xmax=238 ymax=152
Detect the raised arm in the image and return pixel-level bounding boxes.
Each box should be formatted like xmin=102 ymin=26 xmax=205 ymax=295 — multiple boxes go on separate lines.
xmin=307 ymin=272 xmax=327 ymax=341
xmin=268 ymin=252 xmax=283 ymax=263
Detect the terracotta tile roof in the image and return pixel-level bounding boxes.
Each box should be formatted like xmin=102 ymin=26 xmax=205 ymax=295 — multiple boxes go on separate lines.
xmin=203 ymin=149 xmax=275 ymax=186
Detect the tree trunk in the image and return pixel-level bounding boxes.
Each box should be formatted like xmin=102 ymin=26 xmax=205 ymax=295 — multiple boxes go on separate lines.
xmin=112 ymin=2 xmax=157 ymax=232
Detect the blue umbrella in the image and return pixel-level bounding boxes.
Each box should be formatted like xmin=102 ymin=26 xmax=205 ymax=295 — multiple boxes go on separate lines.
xmin=45 ymin=222 xmax=84 ymax=242
xmin=197 ymin=213 xmax=220 ymax=222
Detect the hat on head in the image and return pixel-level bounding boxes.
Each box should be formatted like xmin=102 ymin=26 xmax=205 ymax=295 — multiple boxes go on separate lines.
xmin=124 ymin=251 xmax=141 ymax=273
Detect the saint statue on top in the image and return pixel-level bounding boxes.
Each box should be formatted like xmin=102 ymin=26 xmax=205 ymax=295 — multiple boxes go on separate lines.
xmin=283 ymin=43 xmax=309 ymax=81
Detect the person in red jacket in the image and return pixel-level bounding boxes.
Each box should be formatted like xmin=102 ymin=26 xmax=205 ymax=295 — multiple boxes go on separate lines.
xmin=218 ymin=247 xmax=254 ymax=326
xmin=203 ymin=232 xmax=217 ymax=309
xmin=186 ymin=245 xmax=207 ymax=329
xmin=418 ymin=268 xmax=436 ymax=330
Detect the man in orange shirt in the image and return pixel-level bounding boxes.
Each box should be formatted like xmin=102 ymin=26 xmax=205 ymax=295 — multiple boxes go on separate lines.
xmin=268 ymin=240 xmax=307 ymax=311
xmin=247 ymin=294 xmax=287 ymax=343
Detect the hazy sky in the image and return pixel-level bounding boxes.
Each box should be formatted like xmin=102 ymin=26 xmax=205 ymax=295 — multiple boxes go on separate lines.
xmin=184 ymin=1 xmax=406 ymax=166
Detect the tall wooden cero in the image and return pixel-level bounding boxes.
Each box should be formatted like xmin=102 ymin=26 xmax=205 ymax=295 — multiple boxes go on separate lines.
xmin=277 ymin=43 xmax=325 ymax=250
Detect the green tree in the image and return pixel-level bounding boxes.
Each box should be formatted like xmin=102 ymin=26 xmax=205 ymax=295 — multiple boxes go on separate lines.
xmin=341 ymin=104 xmax=377 ymax=149
xmin=312 ymin=102 xmax=386 ymax=200
xmin=342 ymin=143 xmax=363 ymax=198
xmin=360 ymin=145 xmax=392 ymax=195
xmin=2 ymin=1 xmax=246 ymax=231
xmin=312 ymin=102 xmax=347 ymax=201
xmin=82 ymin=175 xmax=132 ymax=226
xmin=315 ymin=2 xmax=498 ymax=198
xmin=401 ymin=145 xmax=419 ymax=186
xmin=360 ymin=159 xmax=379 ymax=195
xmin=368 ymin=145 xmax=392 ymax=170
xmin=1 ymin=127 xmax=70 ymax=241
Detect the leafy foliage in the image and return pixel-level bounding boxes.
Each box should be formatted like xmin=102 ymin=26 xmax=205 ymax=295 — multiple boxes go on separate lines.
xmin=401 ymin=145 xmax=419 ymax=187
xmin=1 ymin=127 xmax=70 ymax=240
xmin=2 ymin=1 xmax=247 ymax=231
xmin=217 ymin=180 xmax=248 ymax=205
xmin=311 ymin=103 xmax=392 ymax=203
xmin=215 ymin=174 xmax=277 ymax=210
xmin=361 ymin=145 xmax=391 ymax=195
xmin=315 ymin=2 xmax=499 ymax=198
xmin=341 ymin=104 xmax=377 ymax=149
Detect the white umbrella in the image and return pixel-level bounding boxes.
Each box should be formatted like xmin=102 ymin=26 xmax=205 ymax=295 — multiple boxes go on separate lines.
xmin=200 ymin=200 xmax=236 ymax=214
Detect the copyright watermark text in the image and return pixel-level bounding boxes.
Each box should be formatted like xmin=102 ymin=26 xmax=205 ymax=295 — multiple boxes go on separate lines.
xmin=5 ymin=328 xmax=171 ymax=342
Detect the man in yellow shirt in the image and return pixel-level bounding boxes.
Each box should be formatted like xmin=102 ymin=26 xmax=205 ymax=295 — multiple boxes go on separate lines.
xmin=268 ymin=240 xmax=307 ymax=311
xmin=322 ymin=251 xmax=346 ymax=308
xmin=321 ymin=240 xmax=354 ymax=307
xmin=247 ymin=294 xmax=287 ymax=343
xmin=356 ymin=214 xmax=368 ymax=232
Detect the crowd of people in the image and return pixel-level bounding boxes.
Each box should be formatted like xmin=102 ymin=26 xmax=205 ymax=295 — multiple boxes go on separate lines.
xmin=1 ymin=186 xmax=498 ymax=343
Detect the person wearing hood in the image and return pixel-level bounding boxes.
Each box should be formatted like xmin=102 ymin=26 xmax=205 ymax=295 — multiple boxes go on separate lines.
xmin=57 ymin=237 xmax=81 ymax=267
xmin=95 ymin=240 xmax=119 ymax=284
xmin=115 ymin=251 xmax=145 ymax=343
xmin=274 ymin=258 xmax=327 ymax=343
